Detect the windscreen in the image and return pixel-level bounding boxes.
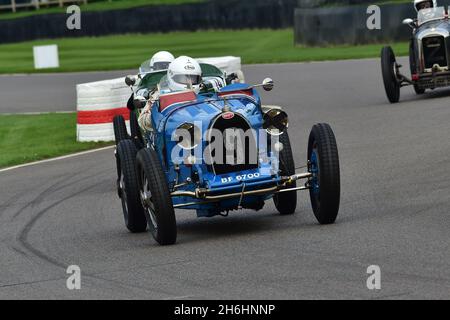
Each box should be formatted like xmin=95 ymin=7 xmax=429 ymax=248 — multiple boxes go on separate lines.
xmin=139 ymin=59 xmax=152 ymax=74
xmin=418 ymin=7 xmax=446 ymax=26
xmin=137 ymin=70 xmax=167 ymax=91
xmin=200 ymin=63 xmax=224 ymax=78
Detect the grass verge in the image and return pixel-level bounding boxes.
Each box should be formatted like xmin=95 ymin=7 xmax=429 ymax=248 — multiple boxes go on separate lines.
xmin=0 ymin=113 xmax=112 ymax=169
xmin=0 ymin=29 xmax=409 ymax=74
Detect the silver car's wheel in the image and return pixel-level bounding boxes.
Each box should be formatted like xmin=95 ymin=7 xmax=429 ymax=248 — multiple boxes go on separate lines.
xmin=381 ymin=46 xmax=401 ymax=103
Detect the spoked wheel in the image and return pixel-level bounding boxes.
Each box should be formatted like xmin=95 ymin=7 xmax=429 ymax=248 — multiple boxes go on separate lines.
xmin=114 ymin=115 xmax=130 ymax=195
xmin=381 ymin=46 xmax=401 ymax=103
xmin=117 ymin=140 xmax=147 ymax=233
xmin=273 ymin=131 xmax=297 ymax=215
xmin=136 ymin=148 xmax=177 ymax=245
xmin=130 ymin=110 xmax=145 ymax=150
xmin=308 ymin=123 xmax=340 ymax=225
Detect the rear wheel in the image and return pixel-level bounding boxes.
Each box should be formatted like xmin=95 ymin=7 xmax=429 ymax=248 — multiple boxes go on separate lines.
xmin=117 ymin=140 xmax=147 ymax=233
xmin=308 ymin=123 xmax=340 ymax=225
xmin=130 ymin=110 xmax=145 ymax=150
xmin=136 ymin=148 xmax=177 ymax=245
xmin=273 ymin=131 xmax=297 ymax=215
xmin=113 ymin=115 xmax=129 ymax=145
xmin=413 ymin=84 xmax=425 ymax=95
xmin=381 ymin=46 xmax=400 ymax=103
xmin=409 ymin=41 xmax=425 ymax=95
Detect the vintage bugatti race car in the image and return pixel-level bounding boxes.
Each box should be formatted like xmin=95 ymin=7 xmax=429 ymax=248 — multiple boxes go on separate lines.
xmin=113 ymin=63 xmax=341 ymax=245
xmin=382 ymin=6 xmax=450 ymax=103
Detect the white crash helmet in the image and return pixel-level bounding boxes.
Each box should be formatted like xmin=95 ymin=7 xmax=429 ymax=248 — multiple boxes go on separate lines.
xmin=167 ymin=56 xmax=202 ymax=93
xmin=414 ymin=0 xmax=437 ymax=12
xmin=150 ymin=51 xmax=175 ymax=71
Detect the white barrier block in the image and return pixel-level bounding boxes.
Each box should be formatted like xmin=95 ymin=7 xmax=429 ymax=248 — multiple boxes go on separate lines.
xmin=76 ymin=78 xmax=131 ymax=111
xmin=33 ymin=45 xmax=60 ymax=69
xmin=77 ymin=122 xmax=130 ymax=142
xmin=197 ymin=56 xmax=241 ymax=75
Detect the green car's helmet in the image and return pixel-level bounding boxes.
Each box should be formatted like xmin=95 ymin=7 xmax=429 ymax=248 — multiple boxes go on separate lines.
xmin=414 ymin=0 xmax=437 ymax=12
xmin=150 ymin=51 xmax=175 ymax=71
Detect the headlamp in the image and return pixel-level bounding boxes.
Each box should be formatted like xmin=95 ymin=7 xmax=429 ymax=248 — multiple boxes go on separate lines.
xmin=263 ymin=109 xmax=289 ymax=135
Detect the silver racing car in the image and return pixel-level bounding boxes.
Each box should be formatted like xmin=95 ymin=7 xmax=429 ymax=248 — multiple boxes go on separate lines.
xmin=382 ymin=6 xmax=450 ymax=102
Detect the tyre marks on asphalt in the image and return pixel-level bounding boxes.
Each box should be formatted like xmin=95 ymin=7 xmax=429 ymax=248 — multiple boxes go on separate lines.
xmin=17 ymin=181 xmax=106 ymax=270
xmin=2 ymin=166 xmax=186 ymax=298
xmin=4 ymin=168 xmax=111 ymax=270
xmin=10 ymin=174 xmax=75 ymax=220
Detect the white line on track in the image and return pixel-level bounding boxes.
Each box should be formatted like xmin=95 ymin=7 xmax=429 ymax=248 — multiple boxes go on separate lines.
xmin=0 ymin=145 xmax=114 ymax=173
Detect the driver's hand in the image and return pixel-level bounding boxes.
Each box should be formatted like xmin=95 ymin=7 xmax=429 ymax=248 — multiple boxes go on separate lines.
xmin=201 ymin=79 xmax=224 ymax=93
xmin=226 ymin=73 xmax=238 ymax=84
xmin=136 ymin=88 xmax=150 ymax=100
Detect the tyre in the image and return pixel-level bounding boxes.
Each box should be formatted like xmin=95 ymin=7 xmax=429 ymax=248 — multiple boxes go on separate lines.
xmin=136 ymin=148 xmax=177 ymax=245
xmin=273 ymin=131 xmax=297 ymax=215
xmin=381 ymin=46 xmax=400 ymax=103
xmin=130 ymin=110 xmax=145 ymax=150
xmin=114 ymin=115 xmax=130 ymax=191
xmin=409 ymin=41 xmax=425 ymax=95
xmin=117 ymin=140 xmax=147 ymax=233
xmin=413 ymin=84 xmax=425 ymax=95
xmin=113 ymin=115 xmax=129 ymax=145
xmin=308 ymin=123 xmax=340 ymax=225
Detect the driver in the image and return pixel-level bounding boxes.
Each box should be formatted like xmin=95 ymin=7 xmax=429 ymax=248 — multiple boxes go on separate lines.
xmin=134 ymin=50 xmax=175 ymax=101
xmin=140 ymin=51 xmax=175 ymax=74
xmin=138 ymin=56 xmax=203 ymax=131
xmin=165 ymin=56 xmax=203 ymax=93
xmin=414 ymin=0 xmax=436 ymax=12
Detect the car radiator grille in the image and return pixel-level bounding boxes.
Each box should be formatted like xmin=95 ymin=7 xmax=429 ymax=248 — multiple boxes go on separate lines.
xmin=423 ymin=36 xmax=448 ymax=69
xmin=207 ymin=113 xmax=258 ymax=175
xmin=418 ymin=74 xmax=450 ymax=89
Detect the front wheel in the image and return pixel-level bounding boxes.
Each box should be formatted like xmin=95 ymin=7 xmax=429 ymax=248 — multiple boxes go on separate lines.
xmin=308 ymin=123 xmax=340 ymax=225
xmin=273 ymin=131 xmax=297 ymax=215
xmin=136 ymin=148 xmax=177 ymax=245
xmin=381 ymin=46 xmax=400 ymax=103
xmin=413 ymin=84 xmax=425 ymax=95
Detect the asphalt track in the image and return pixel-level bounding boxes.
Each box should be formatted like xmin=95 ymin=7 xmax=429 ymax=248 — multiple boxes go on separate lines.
xmin=0 ymin=59 xmax=449 ymax=299
xmin=0 ymin=70 xmax=134 ymax=114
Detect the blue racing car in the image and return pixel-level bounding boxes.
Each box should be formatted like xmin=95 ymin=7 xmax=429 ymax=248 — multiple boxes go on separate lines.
xmin=113 ymin=64 xmax=340 ymax=245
